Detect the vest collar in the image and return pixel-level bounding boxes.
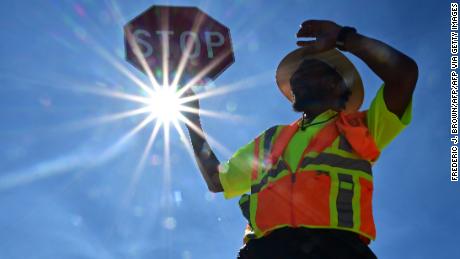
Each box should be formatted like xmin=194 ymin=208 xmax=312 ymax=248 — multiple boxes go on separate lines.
xmin=296 ymin=109 xmax=339 ymax=129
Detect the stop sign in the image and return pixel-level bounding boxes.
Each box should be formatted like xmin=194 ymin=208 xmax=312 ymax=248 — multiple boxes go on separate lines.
xmin=124 ymin=5 xmax=235 ymax=86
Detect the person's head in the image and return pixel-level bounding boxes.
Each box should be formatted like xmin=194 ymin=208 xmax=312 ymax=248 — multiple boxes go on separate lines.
xmin=289 ymin=59 xmax=351 ymax=115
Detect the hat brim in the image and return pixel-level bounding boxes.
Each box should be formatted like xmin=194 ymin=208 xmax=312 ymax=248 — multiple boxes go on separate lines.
xmin=275 ymin=48 xmax=364 ymax=113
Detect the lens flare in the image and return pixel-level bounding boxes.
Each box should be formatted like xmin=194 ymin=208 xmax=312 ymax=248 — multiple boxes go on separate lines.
xmin=0 ymin=0 xmax=277 ymax=206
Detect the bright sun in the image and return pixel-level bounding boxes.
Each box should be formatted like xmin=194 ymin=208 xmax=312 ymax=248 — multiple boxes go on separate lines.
xmin=147 ymin=85 xmax=182 ymax=124
xmin=62 ymin=14 xmax=258 ymax=203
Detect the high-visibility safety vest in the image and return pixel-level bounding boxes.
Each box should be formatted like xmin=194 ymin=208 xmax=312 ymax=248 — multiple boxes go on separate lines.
xmin=238 ymin=111 xmax=381 ymax=244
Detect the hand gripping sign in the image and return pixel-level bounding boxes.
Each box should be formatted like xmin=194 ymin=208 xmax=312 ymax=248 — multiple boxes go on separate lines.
xmin=124 ymin=5 xmax=235 ymax=86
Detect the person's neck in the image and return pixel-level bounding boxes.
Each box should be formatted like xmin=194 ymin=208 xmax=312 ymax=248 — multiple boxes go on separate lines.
xmin=303 ymin=108 xmax=330 ymax=122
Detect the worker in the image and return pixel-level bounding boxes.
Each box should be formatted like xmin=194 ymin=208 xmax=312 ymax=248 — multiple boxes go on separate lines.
xmin=183 ymin=20 xmax=418 ymax=259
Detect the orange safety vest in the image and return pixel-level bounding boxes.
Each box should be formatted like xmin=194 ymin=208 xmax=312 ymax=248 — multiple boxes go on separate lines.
xmin=238 ymin=111 xmax=380 ymax=244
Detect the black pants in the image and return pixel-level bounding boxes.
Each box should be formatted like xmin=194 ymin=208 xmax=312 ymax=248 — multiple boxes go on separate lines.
xmin=237 ymin=227 xmax=377 ymax=259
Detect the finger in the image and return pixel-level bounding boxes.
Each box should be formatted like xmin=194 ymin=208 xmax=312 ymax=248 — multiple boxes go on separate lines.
xmin=301 ymin=19 xmax=323 ymax=28
xmin=297 ymin=20 xmax=322 ymax=38
xmin=296 ymin=40 xmax=323 ymax=53
xmin=300 ymin=20 xmax=322 ymax=32
xmin=296 ymin=27 xmax=316 ymax=38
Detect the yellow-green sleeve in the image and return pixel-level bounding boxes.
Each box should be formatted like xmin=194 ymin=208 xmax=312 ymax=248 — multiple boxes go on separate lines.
xmin=218 ymin=140 xmax=255 ymax=199
xmin=367 ymin=84 xmax=413 ymax=151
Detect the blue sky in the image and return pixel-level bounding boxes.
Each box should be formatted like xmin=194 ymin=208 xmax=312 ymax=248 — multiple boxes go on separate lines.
xmin=0 ymin=0 xmax=457 ymax=258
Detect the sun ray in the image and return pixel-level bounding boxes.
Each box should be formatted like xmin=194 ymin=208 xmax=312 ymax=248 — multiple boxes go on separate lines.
xmin=105 ymin=0 xmax=127 ymax=25
xmin=77 ymin=86 xmax=152 ymax=105
xmin=178 ymin=83 xmax=244 ymax=105
xmin=176 ymin=48 xmax=233 ymax=97
xmin=92 ymin=43 xmax=157 ymax=97
xmin=170 ymin=11 xmax=207 ymax=91
xmin=0 ymin=113 xmax=156 ymax=191
xmin=163 ymin=121 xmax=171 ymax=177
xmin=100 ymin=113 xmax=157 ymax=158
xmin=178 ymin=70 xmax=273 ymax=105
xmin=73 ymin=106 xmax=152 ymax=128
xmin=124 ymin=29 xmax=162 ymax=92
xmin=43 ymin=0 xmax=160 ymax=98
xmin=123 ymin=119 xmax=163 ymax=204
xmin=139 ymin=120 xmax=164 ymax=174
xmin=160 ymin=8 xmax=171 ymax=87
xmin=178 ymin=106 xmax=244 ymax=121
xmin=177 ymin=113 xmax=232 ymax=157
xmin=104 ymin=0 xmax=162 ymax=92
xmin=161 ymin=118 xmax=173 ymax=210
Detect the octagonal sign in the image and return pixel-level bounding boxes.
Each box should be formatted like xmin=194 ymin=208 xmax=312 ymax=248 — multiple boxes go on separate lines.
xmin=124 ymin=5 xmax=235 ymax=86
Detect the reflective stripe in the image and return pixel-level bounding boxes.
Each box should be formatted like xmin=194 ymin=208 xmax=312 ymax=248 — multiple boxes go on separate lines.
xmin=268 ymin=122 xmax=298 ymax=166
xmin=337 ymin=173 xmax=354 ymax=228
xmin=251 ymin=159 xmax=289 ymax=193
xmin=239 ymin=194 xmax=251 ymax=227
xmin=252 ymin=137 xmax=261 ymax=180
xmin=263 ymin=126 xmax=277 ymax=155
xmin=300 ymin=153 xmax=372 ymax=176
xmin=339 ymin=134 xmax=353 ymax=153
xmin=263 ymin=126 xmax=278 ymax=168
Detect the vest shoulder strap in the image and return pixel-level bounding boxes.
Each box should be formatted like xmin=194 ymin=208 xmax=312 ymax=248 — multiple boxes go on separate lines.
xmin=266 ymin=119 xmax=300 ymax=166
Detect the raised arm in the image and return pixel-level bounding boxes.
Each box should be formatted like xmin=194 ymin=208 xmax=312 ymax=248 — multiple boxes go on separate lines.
xmin=182 ymin=90 xmax=223 ymax=193
xmin=296 ymin=20 xmax=418 ymax=118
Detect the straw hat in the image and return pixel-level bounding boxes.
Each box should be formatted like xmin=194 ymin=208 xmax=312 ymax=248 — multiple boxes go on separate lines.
xmin=275 ymin=48 xmax=363 ymax=112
